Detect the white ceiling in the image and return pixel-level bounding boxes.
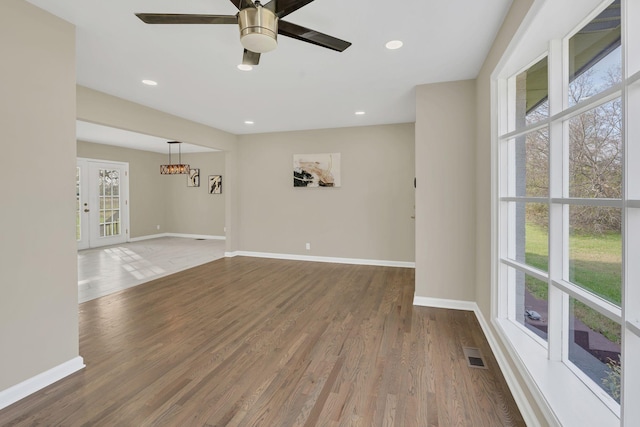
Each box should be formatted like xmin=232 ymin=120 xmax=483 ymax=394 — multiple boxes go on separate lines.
xmin=27 ymin=0 xmax=512 ymax=141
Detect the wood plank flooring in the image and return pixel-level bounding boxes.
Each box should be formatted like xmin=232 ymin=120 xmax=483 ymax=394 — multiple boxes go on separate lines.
xmin=0 ymin=257 xmax=525 ymax=426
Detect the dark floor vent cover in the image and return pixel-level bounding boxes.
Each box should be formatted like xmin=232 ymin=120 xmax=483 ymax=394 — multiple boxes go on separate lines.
xmin=462 ymin=346 xmax=488 ymax=369
xmin=195 ymin=238 xmax=206 ymax=240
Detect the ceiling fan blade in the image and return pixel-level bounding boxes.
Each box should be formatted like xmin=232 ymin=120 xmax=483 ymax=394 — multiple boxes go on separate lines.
xmin=243 ymin=49 xmax=261 ymax=65
xmin=135 ymin=13 xmax=238 ymax=25
xmin=229 ymin=0 xmax=256 ymax=10
xmin=278 ymin=20 xmax=351 ymax=52
xmin=266 ymin=0 xmax=316 ymax=18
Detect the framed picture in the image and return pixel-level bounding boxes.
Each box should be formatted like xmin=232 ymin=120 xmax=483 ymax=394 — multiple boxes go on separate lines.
xmin=293 ymin=153 xmax=341 ymax=187
xmin=208 ymin=175 xmax=222 ymax=194
xmin=188 ymin=168 xmax=200 ymax=187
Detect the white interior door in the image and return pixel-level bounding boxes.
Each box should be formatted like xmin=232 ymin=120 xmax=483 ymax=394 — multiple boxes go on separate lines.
xmin=77 ymin=159 xmax=129 ymax=249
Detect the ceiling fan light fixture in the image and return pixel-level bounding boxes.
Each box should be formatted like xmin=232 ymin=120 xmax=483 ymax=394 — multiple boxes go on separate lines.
xmin=238 ymin=3 xmax=278 ymax=54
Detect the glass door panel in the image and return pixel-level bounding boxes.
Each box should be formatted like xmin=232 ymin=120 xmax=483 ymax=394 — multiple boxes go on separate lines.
xmin=77 ymin=159 xmax=128 ymax=249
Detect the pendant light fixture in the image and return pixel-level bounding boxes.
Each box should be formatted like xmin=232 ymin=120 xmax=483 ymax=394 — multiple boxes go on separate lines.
xmin=160 ymin=141 xmax=190 ymax=175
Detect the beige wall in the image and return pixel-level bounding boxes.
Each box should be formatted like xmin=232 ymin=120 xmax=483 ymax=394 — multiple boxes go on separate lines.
xmin=76 ymin=86 xmax=238 ymax=251
xmin=414 ymin=80 xmax=477 ymax=301
xmin=77 ymin=141 xmax=226 ymax=238
xmin=165 ymin=152 xmax=226 ymax=236
xmin=76 ymin=87 xmax=238 ymax=250
xmin=237 ymin=124 xmax=415 ymax=262
xmin=0 ymin=0 xmax=79 ymax=390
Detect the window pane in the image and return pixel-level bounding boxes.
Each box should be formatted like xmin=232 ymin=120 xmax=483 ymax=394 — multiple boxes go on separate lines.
xmin=568 ymin=99 xmax=622 ymax=198
xmin=569 ymin=206 xmax=621 ymax=305
xmin=512 ymin=267 xmax=549 ymax=341
xmin=510 ymin=202 xmax=549 ymax=271
xmin=568 ymin=297 xmax=621 ymax=403
xmin=568 ymin=1 xmax=621 ymax=106
xmin=514 ymin=56 xmax=549 ymax=127
xmin=511 ymin=128 xmax=549 ymax=197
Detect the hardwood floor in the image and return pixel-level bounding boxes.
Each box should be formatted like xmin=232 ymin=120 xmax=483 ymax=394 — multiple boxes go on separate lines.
xmin=1 ymin=257 xmax=525 ymax=426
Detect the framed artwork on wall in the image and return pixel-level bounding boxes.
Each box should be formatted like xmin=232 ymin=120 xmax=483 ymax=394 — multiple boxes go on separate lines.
xmin=188 ymin=168 xmax=200 ymax=187
xmin=208 ymin=175 xmax=222 ymax=194
xmin=293 ymin=153 xmax=341 ymax=187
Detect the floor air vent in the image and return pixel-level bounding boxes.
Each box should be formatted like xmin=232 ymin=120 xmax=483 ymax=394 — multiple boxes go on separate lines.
xmin=462 ymin=346 xmax=488 ymax=369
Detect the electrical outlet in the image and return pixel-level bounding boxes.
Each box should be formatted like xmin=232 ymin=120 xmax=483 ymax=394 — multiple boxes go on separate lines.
xmin=306 ymin=243 xmax=311 ymax=250
xmin=157 ymin=225 xmax=160 ymax=230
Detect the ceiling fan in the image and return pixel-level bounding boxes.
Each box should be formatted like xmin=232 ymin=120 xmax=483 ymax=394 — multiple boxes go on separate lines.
xmin=135 ymin=0 xmax=352 ymax=66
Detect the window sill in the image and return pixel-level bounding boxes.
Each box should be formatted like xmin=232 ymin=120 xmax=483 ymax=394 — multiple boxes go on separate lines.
xmin=494 ymin=318 xmax=619 ymax=427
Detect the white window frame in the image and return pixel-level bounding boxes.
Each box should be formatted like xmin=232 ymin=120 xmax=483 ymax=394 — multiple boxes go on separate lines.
xmin=492 ymin=0 xmax=640 ymax=425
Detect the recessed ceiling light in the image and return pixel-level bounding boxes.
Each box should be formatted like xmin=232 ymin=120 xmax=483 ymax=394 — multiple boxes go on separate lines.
xmin=142 ymin=79 xmax=158 ymax=86
xmin=355 ymin=111 xmax=366 ymax=115
xmin=385 ymin=40 xmax=403 ymax=50
xmin=244 ymin=120 xmax=254 ymax=125
xmin=237 ymin=64 xmax=253 ymax=71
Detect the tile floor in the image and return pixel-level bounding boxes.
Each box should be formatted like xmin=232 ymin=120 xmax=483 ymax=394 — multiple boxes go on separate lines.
xmin=78 ymin=237 xmax=226 ymax=303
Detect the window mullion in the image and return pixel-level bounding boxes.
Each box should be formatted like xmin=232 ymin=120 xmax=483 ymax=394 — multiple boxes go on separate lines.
xmin=547 ymin=38 xmax=565 ymax=362
xmin=623 ymin=0 xmax=640 ymax=423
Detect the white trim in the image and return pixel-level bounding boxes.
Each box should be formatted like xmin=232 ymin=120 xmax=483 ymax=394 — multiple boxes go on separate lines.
xmin=628 ymin=320 xmax=640 ymax=338
xmin=478 ymin=315 xmax=551 ymax=427
xmin=129 ymin=233 xmax=226 ymax=242
xmin=500 ymin=258 xmax=549 ymax=283
xmin=412 ymin=296 xmax=476 ymax=311
xmin=229 ymin=251 xmax=415 ymax=268
xmin=500 ymin=84 xmax=623 ymax=142
xmin=494 ymin=318 xmax=620 ymax=426
xmin=412 ymin=296 xmax=544 ymax=426
xmin=164 ymin=233 xmax=226 ymax=240
xmin=500 ymin=196 xmax=548 ymax=203
xmin=129 ymin=233 xmax=166 ymax=242
xmin=550 ymin=197 xmax=623 ymax=207
xmin=0 ymin=357 xmax=85 ymax=411
xmin=551 ymin=278 xmax=622 ymax=323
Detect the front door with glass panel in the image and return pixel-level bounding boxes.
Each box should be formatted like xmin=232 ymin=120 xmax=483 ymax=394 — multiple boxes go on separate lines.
xmin=77 ymin=159 xmax=129 ymax=249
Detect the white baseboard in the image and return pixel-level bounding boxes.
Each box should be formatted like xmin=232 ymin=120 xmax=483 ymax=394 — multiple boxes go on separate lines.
xmin=412 ymin=296 xmax=477 ymax=311
xmin=130 ymin=233 xmax=225 ymax=242
xmin=165 ymin=233 xmax=225 ymax=240
xmin=227 ymin=250 xmax=415 ymax=268
xmin=0 ymin=356 xmax=85 ymax=411
xmin=129 ymin=233 xmax=171 ymax=242
xmin=412 ymin=296 xmax=540 ymax=427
